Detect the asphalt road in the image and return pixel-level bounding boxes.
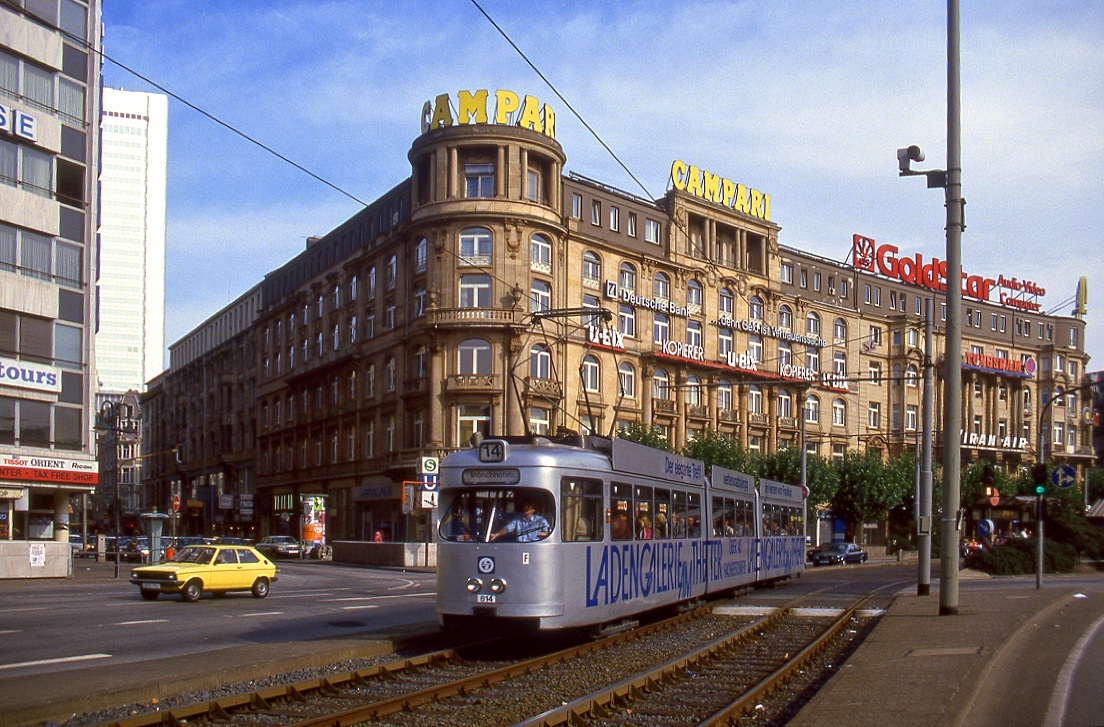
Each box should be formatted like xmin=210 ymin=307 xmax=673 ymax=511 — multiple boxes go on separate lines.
xmin=0 ymin=561 xmax=437 ymax=679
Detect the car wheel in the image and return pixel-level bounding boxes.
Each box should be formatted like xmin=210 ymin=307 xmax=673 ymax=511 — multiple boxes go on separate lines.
xmin=140 ymin=589 xmax=159 ymax=601
xmin=182 ymin=580 xmax=203 ymax=602
xmin=251 ymin=578 xmax=270 ymax=599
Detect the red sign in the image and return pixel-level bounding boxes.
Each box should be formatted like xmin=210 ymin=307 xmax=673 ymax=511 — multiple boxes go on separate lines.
xmin=962 ymin=351 xmax=1031 ymax=377
xmin=172 ymin=494 xmax=180 ymax=513
xmin=853 ymin=234 xmax=1045 ymax=311
xmin=0 ymin=465 xmax=98 ymax=485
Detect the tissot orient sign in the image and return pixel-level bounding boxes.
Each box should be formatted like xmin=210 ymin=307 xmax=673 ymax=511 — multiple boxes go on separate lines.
xmin=852 ymin=234 xmax=1045 ymax=312
xmin=421 ymin=89 xmax=556 ymax=139
xmin=0 ymin=455 xmax=98 ymax=486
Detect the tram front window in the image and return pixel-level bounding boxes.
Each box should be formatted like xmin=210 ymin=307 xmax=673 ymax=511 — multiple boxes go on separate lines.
xmin=439 ymin=489 xmax=556 ymax=543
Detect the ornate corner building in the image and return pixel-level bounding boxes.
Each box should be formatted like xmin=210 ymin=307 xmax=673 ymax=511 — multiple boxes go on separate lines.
xmin=141 ymin=89 xmax=1092 ymax=543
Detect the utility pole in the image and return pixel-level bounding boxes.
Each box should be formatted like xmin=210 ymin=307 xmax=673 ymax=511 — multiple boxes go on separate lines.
xmin=918 ymin=298 xmax=934 ymax=595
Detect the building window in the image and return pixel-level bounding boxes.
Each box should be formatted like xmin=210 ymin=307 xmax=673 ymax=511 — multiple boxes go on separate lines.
xmin=906 ymin=405 xmax=918 ymax=431
xmin=813 ymin=272 xmax=822 ymax=291
xmin=832 ymin=398 xmax=847 ymax=426
xmin=718 ymin=327 xmax=733 ymax=357
xmin=869 ymin=361 xmax=882 ymax=385
xmin=526 ymin=169 xmax=541 ymax=202
xmin=778 ymin=389 xmax=793 ymax=418
xmin=806 ymin=312 xmax=821 ymax=336
xmin=618 ymin=262 xmax=636 ymax=292
xmin=806 ymin=347 xmax=820 ymax=372
xmin=384 ymin=358 xmax=396 ymax=392
xmin=582 ymin=251 xmax=601 ymax=284
xmin=530 ymin=280 xmax=551 ymax=313
xmin=459 ymin=274 xmax=492 ymax=308
xmin=778 ymin=305 xmax=793 ymax=331
xmin=627 ymin=212 xmax=637 ymax=237
xmin=529 ymin=233 xmax=553 ymax=272
xmin=868 ymin=402 xmax=881 ymax=428
xmin=717 ymin=381 xmax=733 ymax=411
xmin=530 ymin=344 xmax=551 ymax=379
xmin=386 ymin=255 xmax=398 ymax=290
xmin=413 ymin=284 xmax=426 ymax=317
xmin=458 ymin=338 xmax=492 ymax=375
xmin=465 ymin=162 xmax=494 ymax=198
xmin=686 ymin=375 xmax=702 ymax=406
xmin=591 ymin=200 xmax=601 ymax=226
xmin=719 ymin=288 xmax=734 ymax=318
xmin=749 ymin=296 xmax=764 ymax=321
xmin=749 ymin=335 xmax=763 ymax=363
xmin=644 ymin=218 xmax=661 ymax=244
xmin=780 ymin=263 xmax=793 ymax=284
xmin=834 ymin=318 xmax=847 ymax=344
xmin=687 ymin=279 xmax=703 ymax=311
xmin=618 ymin=362 xmax=636 ymax=398
xmin=459 ymin=227 xmax=492 ymax=265
xmin=609 ymin=205 xmax=619 ymax=231
xmin=687 ymin=320 xmax=702 ymax=348
xmin=805 ymin=394 xmax=820 ymax=423
xmin=581 ymin=355 xmax=600 ymax=392
xmin=653 ymin=313 xmax=669 ymax=344
xmin=748 ymin=385 xmax=763 ymax=414
xmin=653 ymin=272 xmax=670 ymax=300
xmin=529 ymin=407 xmax=550 ymax=435
xmin=414 ymin=238 xmax=427 ymax=273
xmin=571 ymin=193 xmax=582 ymax=219
xmin=618 ymin=304 xmax=635 ymax=337
xmin=778 ymin=341 xmax=792 ymax=367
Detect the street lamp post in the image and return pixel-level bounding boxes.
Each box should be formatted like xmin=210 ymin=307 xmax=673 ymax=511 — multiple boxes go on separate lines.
xmin=897 ymin=0 xmax=963 ymax=616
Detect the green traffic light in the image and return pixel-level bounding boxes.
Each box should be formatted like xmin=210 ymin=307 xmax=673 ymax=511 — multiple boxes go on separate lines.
xmin=1035 ymin=484 xmax=1046 ymax=495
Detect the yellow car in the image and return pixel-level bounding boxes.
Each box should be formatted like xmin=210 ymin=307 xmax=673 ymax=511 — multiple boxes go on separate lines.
xmin=130 ymin=544 xmax=278 ymax=602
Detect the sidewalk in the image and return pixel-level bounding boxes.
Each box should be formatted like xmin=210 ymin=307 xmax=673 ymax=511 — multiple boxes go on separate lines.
xmin=789 ymin=575 xmax=1104 ymax=727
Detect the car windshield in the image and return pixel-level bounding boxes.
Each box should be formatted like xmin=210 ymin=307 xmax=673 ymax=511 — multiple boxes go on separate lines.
xmin=828 ymin=543 xmax=850 ymax=553
xmin=172 ymin=546 xmax=216 ymax=564
xmin=439 ymin=487 xmax=555 ymax=543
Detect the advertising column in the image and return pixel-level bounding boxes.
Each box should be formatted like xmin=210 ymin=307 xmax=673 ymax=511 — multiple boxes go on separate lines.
xmin=301 ymin=495 xmax=326 ymax=556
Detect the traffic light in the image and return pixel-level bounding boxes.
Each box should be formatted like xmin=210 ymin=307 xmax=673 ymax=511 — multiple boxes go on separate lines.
xmin=1032 ymin=463 xmax=1047 ymax=495
xmin=982 ymin=464 xmax=995 ymax=497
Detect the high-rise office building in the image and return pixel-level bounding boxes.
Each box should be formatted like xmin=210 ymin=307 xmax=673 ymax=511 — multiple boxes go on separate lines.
xmin=0 ymin=0 xmax=102 ymax=577
xmin=97 ymin=87 xmax=166 ymax=395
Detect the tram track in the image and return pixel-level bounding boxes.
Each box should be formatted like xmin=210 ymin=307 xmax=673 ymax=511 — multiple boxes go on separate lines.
xmin=91 ymin=594 xmax=880 ymax=727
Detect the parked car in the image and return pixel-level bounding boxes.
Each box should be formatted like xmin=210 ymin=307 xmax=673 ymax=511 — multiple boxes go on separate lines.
xmin=69 ymin=535 xmax=94 ymax=558
xmin=129 ymin=544 xmax=277 ymax=602
xmin=256 ymin=535 xmax=301 ymax=559
xmin=811 ymin=542 xmax=868 ymax=566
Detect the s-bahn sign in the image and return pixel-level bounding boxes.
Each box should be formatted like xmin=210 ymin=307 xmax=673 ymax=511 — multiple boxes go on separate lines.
xmin=421 ymin=90 xmax=556 ymax=139
xmin=852 ymin=234 xmax=1045 ymax=312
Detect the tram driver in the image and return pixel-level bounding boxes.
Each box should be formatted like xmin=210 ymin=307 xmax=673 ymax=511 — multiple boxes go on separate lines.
xmin=490 ymin=500 xmax=551 ymax=543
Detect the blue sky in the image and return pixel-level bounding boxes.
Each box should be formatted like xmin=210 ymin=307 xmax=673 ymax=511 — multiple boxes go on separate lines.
xmin=100 ymin=0 xmax=1104 ymax=369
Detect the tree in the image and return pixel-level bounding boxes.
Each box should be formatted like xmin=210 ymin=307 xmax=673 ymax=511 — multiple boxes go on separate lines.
xmin=616 ymin=422 xmax=672 ymax=451
xmin=832 ymin=451 xmax=911 ymax=543
xmin=681 ymin=430 xmax=749 ymax=472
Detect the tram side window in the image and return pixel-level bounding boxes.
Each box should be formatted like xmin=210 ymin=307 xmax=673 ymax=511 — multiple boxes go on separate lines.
xmin=713 ymin=497 xmax=735 ymax=536
xmin=735 ymin=500 xmax=752 ymax=536
xmin=784 ymin=505 xmax=803 ymax=537
xmin=561 ymin=477 xmax=603 ymax=542
xmin=634 ymin=485 xmax=653 ymax=539
xmin=687 ymin=492 xmax=702 ymax=537
xmin=654 ymin=489 xmax=671 ymax=538
xmin=610 ymin=482 xmax=633 ymax=540
xmin=672 ymin=491 xmax=688 ymax=537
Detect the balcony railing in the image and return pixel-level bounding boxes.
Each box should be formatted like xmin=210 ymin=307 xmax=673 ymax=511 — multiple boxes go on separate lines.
xmin=445 ymin=374 xmax=499 ymax=393
xmin=749 ymin=412 xmax=770 ymax=426
xmin=428 ymin=308 xmax=520 ymax=326
xmin=525 ymin=377 xmax=563 ymax=398
xmin=653 ymin=399 xmax=676 ymax=414
xmin=687 ymin=405 xmax=709 ymax=419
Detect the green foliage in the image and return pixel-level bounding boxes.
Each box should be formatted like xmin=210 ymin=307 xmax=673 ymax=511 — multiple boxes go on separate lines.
xmin=831 ymin=451 xmax=912 ymax=542
xmin=681 ymin=430 xmax=748 ymax=472
xmin=616 ymin=422 xmax=672 ymax=452
xmin=1088 ymin=468 xmax=1104 ymax=503
xmin=965 ymin=537 xmax=1079 ymax=575
xmin=1045 ymin=494 xmax=1104 ymax=559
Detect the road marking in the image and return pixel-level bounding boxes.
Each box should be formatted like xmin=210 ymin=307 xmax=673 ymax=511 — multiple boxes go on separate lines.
xmin=116 ymin=619 xmax=170 ymax=626
xmin=0 ymin=629 xmax=21 ymax=635
xmin=0 ymin=653 xmax=111 ymax=671
xmin=237 ymin=611 xmax=283 ymax=617
xmin=323 ymin=593 xmax=435 ymax=603
xmin=1045 ymin=612 xmax=1104 ymax=726
xmin=0 ymin=607 xmax=49 ymax=614
xmin=341 ymin=605 xmax=380 ymax=611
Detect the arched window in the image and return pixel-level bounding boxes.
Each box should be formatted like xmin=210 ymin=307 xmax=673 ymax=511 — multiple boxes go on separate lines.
xmin=653 ymin=272 xmax=670 ymax=300
xmin=718 ymin=327 xmax=733 ymax=357
xmin=832 ymin=398 xmax=847 ymax=426
xmin=805 ymin=394 xmax=820 ymax=423
xmin=749 ymin=296 xmax=764 ymax=321
xmin=459 ymin=227 xmax=493 ymax=262
xmin=834 ymin=317 xmax=847 ymax=344
xmin=778 ymin=389 xmax=793 ymax=418
xmin=384 ymin=357 xmax=396 ymax=392
xmin=687 ymin=279 xmax=703 ymax=309
xmin=386 ymin=255 xmax=398 ymax=290
xmin=717 ymin=380 xmax=733 ymax=411
xmin=618 ymin=362 xmax=636 ymax=398
xmin=778 ymin=304 xmax=793 ymax=331
xmin=806 ymin=312 xmax=821 ymax=335
xmin=530 ymin=234 xmax=552 ymax=269
xmin=749 ymin=334 xmax=763 ymax=363
xmin=530 ymin=344 xmax=551 ymax=379
xmin=412 ymin=347 xmax=427 ymax=378
xmin=581 ymin=355 xmax=600 ymax=392
xmin=619 ymin=262 xmax=637 ymax=292
xmin=906 ymin=364 xmax=919 ymax=387
xmin=806 ymin=347 xmax=820 ymax=372
xmin=778 ymin=340 xmax=792 ymax=366
xmin=414 ymin=238 xmax=427 ymax=272
xmin=653 ymin=368 xmax=670 ymax=400
xmin=459 ymin=274 xmax=491 ymax=308
xmin=653 ymin=313 xmax=669 ymax=344
xmin=458 ymin=339 xmax=492 ymax=375
xmin=748 ymin=385 xmax=763 ymax=414
xmin=686 ymin=375 xmax=702 ymax=406
xmin=687 ymin=321 xmax=702 ymax=348
xmin=530 ymin=280 xmax=551 ymax=313
xmin=618 ymin=304 xmax=636 ymax=337
xmin=582 ymin=251 xmax=601 ymax=283
xmin=719 ymin=288 xmax=734 ymax=318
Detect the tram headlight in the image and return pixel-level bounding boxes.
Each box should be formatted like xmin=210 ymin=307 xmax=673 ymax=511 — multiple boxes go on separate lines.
xmin=489 ymin=578 xmax=507 ymax=594
xmin=465 ymin=578 xmax=483 ymax=593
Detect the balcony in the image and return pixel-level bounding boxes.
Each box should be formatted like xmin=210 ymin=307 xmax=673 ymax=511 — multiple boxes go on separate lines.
xmin=654 ymin=399 xmax=676 ymax=414
xmin=525 ymin=377 xmax=563 ymax=399
xmin=445 ymin=374 xmax=499 ymax=393
xmin=427 ymin=308 xmax=520 ymax=327
xmin=749 ymin=413 xmax=770 ymax=427
xmin=718 ymin=409 xmax=739 ymax=423
xmin=687 ymin=405 xmax=709 ymax=419
xmin=779 ymin=416 xmax=798 ymax=429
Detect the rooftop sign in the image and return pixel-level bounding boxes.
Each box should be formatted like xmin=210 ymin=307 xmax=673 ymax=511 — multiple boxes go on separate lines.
xmin=421 ymin=90 xmax=556 ymax=139
xmin=670 ymin=160 xmax=771 ymax=221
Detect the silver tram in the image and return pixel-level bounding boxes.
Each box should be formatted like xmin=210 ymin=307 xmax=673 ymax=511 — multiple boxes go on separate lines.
xmin=436 ymin=434 xmax=806 ymax=631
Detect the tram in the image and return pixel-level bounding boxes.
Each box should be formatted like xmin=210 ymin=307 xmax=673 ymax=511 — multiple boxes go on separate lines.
xmin=436 ymin=433 xmax=806 ymax=632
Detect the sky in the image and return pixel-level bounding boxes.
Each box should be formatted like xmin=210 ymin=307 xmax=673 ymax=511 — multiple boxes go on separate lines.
xmin=99 ymin=0 xmax=1104 ymax=371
